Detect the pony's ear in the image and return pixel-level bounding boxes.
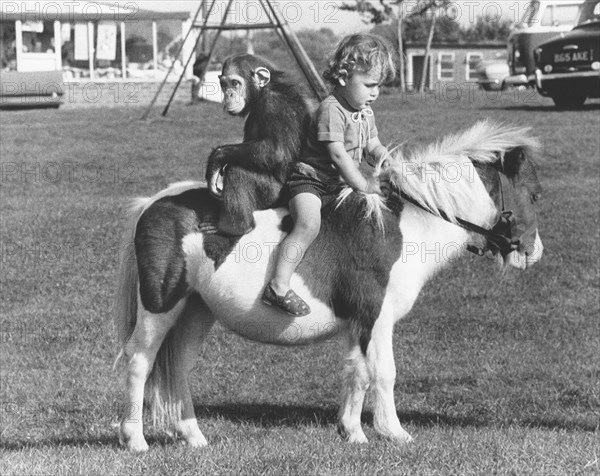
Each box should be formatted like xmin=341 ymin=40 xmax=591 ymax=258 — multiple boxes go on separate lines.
xmin=501 ymin=147 xmax=527 ymax=178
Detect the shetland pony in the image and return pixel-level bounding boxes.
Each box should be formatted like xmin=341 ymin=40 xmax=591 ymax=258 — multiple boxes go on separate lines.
xmin=114 ymin=121 xmax=543 ymax=452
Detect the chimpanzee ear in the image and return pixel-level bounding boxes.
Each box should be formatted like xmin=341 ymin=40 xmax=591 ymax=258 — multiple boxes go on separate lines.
xmin=255 ymin=67 xmax=271 ymax=88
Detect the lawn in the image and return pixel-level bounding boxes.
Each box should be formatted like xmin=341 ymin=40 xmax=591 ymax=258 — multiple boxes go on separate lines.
xmin=1 ymin=90 xmax=599 ymax=476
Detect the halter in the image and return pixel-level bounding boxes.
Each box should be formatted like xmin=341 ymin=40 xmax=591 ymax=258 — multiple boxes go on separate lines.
xmin=351 ymin=108 xmax=373 ymax=164
xmin=399 ymin=165 xmax=523 ymax=258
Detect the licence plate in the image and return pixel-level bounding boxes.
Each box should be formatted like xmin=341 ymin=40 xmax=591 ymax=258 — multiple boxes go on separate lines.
xmin=554 ymin=51 xmax=592 ymax=63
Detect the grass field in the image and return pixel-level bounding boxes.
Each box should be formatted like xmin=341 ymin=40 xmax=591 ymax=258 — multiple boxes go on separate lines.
xmin=1 ymin=90 xmax=599 ymax=475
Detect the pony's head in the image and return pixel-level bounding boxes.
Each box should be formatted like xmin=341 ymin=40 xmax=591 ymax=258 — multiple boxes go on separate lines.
xmin=377 ymin=120 xmax=544 ymax=270
xmin=479 ymin=145 xmax=544 ymax=269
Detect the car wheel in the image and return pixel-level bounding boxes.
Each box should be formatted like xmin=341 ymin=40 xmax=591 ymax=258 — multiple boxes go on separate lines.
xmin=551 ymin=90 xmax=587 ymax=109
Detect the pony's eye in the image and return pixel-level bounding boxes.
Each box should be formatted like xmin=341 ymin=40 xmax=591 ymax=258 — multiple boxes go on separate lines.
xmin=531 ymin=193 xmax=541 ymax=203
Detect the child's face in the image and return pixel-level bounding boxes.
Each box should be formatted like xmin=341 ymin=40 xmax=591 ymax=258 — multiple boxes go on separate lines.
xmin=339 ymin=64 xmax=383 ymax=111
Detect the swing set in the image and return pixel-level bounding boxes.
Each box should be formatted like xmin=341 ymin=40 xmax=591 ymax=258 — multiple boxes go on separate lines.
xmin=141 ymin=0 xmax=328 ymax=120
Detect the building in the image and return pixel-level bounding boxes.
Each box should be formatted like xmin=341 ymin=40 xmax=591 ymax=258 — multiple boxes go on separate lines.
xmin=404 ymin=42 xmax=507 ymax=90
xmin=1 ymin=1 xmax=194 ymax=107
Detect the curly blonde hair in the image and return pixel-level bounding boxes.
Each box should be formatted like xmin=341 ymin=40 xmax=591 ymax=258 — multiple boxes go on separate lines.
xmin=323 ymin=34 xmax=397 ymax=86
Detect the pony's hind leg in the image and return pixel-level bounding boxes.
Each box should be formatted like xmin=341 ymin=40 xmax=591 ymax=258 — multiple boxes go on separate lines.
xmin=166 ymin=293 xmax=215 ymax=448
xmin=366 ymin=308 xmax=412 ymax=444
xmin=337 ymin=335 xmax=370 ymax=443
xmin=119 ymin=298 xmax=184 ymax=453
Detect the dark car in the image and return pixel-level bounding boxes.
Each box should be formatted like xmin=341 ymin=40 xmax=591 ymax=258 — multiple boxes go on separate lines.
xmin=505 ymin=1 xmax=584 ymax=88
xmin=534 ymin=0 xmax=600 ymax=107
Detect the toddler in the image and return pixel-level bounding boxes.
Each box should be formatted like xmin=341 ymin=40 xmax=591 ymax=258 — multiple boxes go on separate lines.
xmin=262 ymin=34 xmax=396 ymax=316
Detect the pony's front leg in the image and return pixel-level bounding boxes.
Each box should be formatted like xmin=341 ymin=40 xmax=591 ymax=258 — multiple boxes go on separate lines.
xmin=119 ymin=299 xmax=183 ymax=453
xmin=338 ymin=335 xmax=370 ymax=443
xmin=366 ymin=310 xmax=413 ymax=444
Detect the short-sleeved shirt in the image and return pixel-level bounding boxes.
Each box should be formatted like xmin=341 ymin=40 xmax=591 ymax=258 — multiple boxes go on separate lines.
xmin=300 ymin=94 xmax=378 ymax=183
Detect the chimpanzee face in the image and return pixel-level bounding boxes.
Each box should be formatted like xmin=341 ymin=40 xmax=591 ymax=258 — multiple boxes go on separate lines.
xmin=219 ymin=62 xmax=271 ymax=116
xmin=219 ymin=74 xmax=247 ymax=115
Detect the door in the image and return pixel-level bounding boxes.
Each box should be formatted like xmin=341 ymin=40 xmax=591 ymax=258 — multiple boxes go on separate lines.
xmin=412 ymin=55 xmax=431 ymax=90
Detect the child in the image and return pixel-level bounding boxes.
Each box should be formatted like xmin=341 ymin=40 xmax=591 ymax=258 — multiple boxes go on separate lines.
xmin=262 ymin=34 xmax=397 ymax=317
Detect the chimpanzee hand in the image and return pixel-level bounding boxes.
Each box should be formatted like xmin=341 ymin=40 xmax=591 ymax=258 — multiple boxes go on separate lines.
xmin=206 ymin=146 xmax=225 ymax=179
xmin=206 ymin=147 xmax=228 ymax=199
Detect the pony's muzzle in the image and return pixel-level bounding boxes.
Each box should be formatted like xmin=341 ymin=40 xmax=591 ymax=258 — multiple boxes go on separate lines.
xmin=505 ymin=230 xmax=543 ymax=269
xmin=524 ymin=230 xmax=544 ymax=267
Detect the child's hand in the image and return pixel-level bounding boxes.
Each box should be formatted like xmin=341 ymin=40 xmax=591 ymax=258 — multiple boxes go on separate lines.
xmin=364 ymin=176 xmax=382 ymax=195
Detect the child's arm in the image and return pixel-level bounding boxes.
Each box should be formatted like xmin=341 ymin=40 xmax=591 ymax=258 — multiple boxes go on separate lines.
xmin=367 ymin=137 xmax=391 ymax=167
xmin=326 ymin=142 xmax=381 ymax=194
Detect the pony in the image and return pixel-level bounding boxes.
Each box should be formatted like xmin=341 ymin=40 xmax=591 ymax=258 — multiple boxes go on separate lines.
xmin=114 ymin=121 xmax=544 ymax=452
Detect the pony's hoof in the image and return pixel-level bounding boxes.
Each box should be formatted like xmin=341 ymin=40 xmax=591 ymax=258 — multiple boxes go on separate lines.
xmin=338 ymin=424 xmax=368 ymax=444
xmin=348 ymin=432 xmax=369 ymax=444
xmin=177 ymin=419 xmax=208 ymax=448
xmin=120 ymin=435 xmax=149 ymax=453
xmin=389 ymin=430 xmax=413 ymax=445
xmin=183 ymin=433 xmax=208 ymax=449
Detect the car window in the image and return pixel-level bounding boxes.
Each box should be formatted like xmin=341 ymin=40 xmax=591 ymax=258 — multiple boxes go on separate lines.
xmin=541 ymin=4 xmax=581 ymax=26
xmin=554 ymin=4 xmax=581 ymax=24
xmin=541 ymin=5 xmax=554 ymax=25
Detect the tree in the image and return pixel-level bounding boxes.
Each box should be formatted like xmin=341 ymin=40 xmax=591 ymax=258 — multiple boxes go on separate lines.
xmin=462 ymin=16 xmax=512 ymax=43
xmin=342 ymin=1 xmax=453 ymax=91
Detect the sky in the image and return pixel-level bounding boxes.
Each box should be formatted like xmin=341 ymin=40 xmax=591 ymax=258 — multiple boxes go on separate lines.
xmin=126 ymin=1 xmax=534 ymax=34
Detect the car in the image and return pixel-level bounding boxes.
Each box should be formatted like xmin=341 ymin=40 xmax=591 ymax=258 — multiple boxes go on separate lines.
xmin=0 ymin=70 xmax=63 ymax=109
xmin=477 ymin=53 xmax=510 ymax=91
xmin=505 ymin=0 xmax=584 ymax=88
xmin=534 ymin=0 xmax=600 ymax=107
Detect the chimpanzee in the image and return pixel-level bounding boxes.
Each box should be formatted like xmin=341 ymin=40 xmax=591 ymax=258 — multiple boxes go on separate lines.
xmin=205 ymin=54 xmax=312 ymax=236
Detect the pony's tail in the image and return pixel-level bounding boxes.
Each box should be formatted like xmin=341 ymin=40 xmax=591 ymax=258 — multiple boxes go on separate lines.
xmin=147 ymin=327 xmax=181 ymax=430
xmin=147 ymin=294 xmax=207 ymax=430
xmin=112 ymin=196 xmax=186 ymax=430
xmin=113 ymin=198 xmax=149 ymax=369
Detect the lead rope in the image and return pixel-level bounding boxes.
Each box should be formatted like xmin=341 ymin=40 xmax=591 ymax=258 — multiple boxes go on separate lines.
xmin=351 ymin=108 xmax=373 ymax=164
xmin=498 ymin=167 xmax=506 ymax=211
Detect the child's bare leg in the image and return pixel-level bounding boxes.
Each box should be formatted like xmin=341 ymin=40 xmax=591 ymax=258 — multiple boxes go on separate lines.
xmin=270 ymin=192 xmax=321 ymax=295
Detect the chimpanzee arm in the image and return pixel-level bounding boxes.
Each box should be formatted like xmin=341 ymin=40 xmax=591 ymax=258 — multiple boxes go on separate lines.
xmin=206 ymin=140 xmax=284 ymax=176
xmin=205 ymin=89 xmax=299 ymax=182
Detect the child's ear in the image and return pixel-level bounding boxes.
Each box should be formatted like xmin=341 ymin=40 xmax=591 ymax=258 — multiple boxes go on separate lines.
xmin=338 ymin=77 xmax=346 ymax=87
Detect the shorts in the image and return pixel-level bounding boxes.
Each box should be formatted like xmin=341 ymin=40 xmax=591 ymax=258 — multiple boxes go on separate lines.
xmin=286 ymin=163 xmax=342 ymax=201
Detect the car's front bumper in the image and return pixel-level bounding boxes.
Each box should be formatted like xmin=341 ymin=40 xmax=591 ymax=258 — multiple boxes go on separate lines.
xmin=478 ymin=78 xmax=506 ymax=90
xmin=535 ymin=69 xmax=600 ymax=97
xmin=502 ymin=74 xmax=531 ymax=88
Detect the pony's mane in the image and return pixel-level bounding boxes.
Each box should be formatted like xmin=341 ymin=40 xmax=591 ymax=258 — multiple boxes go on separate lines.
xmin=339 ymin=120 xmax=540 ymax=229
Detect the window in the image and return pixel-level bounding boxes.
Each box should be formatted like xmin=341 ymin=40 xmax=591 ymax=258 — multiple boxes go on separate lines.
xmin=541 ymin=4 xmax=581 ymax=27
xmin=552 ymin=4 xmax=581 ymax=25
xmin=1 ymin=21 xmax=17 ymax=71
xmin=438 ymin=52 xmax=454 ymax=80
xmin=21 ymin=20 xmax=55 ymax=54
xmin=466 ymin=52 xmax=483 ymax=80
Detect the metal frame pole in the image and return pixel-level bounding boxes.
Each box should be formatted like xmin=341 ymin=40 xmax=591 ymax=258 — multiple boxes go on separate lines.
xmin=140 ymin=1 xmax=205 ymax=120
xmin=161 ymin=0 xmax=235 ymax=117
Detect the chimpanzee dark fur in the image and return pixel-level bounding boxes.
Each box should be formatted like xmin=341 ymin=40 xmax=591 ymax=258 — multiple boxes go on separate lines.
xmin=206 ymin=54 xmax=312 ymax=235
